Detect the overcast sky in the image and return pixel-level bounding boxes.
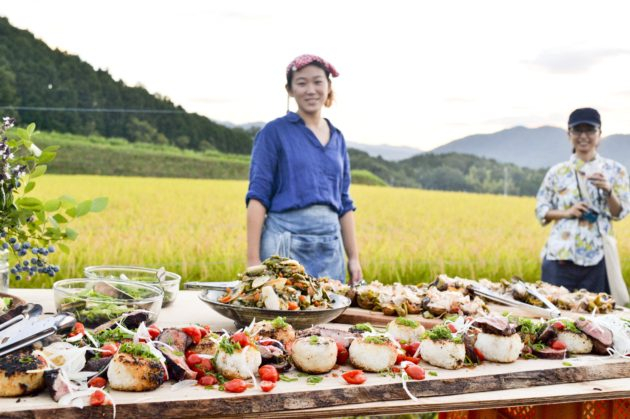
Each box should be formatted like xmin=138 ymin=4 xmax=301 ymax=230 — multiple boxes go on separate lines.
xmin=3 ymin=0 xmax=630 ymax=150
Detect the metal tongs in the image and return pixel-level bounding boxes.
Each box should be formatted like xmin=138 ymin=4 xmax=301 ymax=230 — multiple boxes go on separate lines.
xmin=0 ymin=306 xmax=76 ymax=357
xmin=469 ymin=281 xmax=561 ymax=319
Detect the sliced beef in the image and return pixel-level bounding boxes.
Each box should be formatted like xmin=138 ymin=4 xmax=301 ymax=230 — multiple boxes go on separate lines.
xmin=463 ymin=333 xmax=479 ymax=364
xmin=83 ymin=356 xmax=113 ymax=373
xmin=297 ymin=326 xmax=360 ymax=346
xmin=158 ymin=328 xmax=192 ymax=352
xmin=532 ymin=346 xmax=567 ymax=359
xmin=473 ymin=316 xmax=516 ymax=336
xmin=576 ymin=319 xmax=613 ymax=355
xmin=157 ymin=328 xmax=195 ymax=381
xmin=537 ymin=325 xmax=558 ymax=344
xmin=92 ymin=310 xmax=151 ymax=334
xmin=44 ymin=369 xmax=74 ymax=402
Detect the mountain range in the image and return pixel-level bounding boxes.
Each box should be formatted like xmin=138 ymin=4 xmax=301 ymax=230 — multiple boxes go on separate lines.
xmin=349 ymin=126 xmax=630 ymax=170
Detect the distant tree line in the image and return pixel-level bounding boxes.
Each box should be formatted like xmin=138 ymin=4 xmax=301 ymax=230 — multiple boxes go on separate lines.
xmin=0 ymin=17 xmax=253 ymax=154
xmin=348 ymin=149 xmax=547 ymax=196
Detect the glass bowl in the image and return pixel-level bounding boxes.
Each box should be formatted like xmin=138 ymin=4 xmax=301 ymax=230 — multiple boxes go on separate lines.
xmin=84 ymin=265 xmax=181 ymax=306
xmin=53 ymin=278 xmax=163 ymax=328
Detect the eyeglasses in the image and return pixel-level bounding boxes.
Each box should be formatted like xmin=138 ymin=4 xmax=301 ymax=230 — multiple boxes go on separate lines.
xmin=569 ymin=127 xmax=599 ymax=136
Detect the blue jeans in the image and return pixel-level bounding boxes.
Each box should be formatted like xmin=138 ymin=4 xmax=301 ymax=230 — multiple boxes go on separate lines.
xmin=541 ymin=257 xmax=610 ymax=294
xmin=260 ymin=205 xmax=345 ymax=282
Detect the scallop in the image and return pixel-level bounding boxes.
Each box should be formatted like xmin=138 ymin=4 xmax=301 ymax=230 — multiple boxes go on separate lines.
xmin=386 ymin=320 xmax=425 ymax=343
xmin=557 ymin=331 xmax=593 ymax=354
xmin=474 ymin=333 xmax=522 ymax=363
xmin=349 ymin=338 xmax=398 ymax=372
xmin=107 ymin=351 xmax=166 ymax=392
xmin=290 ymin=336 xmax=337 ymax=374
xmin=215 ymin=345 xmax=262 ymax=380
xmin=420 ymin=339 xmax=465 ymax=370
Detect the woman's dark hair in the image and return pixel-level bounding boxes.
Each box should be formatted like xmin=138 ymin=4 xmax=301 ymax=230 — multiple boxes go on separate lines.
xmin=286 ymin=61 xmax=335 ymax=107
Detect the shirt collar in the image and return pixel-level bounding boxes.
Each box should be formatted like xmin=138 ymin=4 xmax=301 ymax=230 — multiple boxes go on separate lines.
xmin=285 ymin=111 xmax=339 ymax=134
xmin=570 ymin=152 xmax=602 ymax=170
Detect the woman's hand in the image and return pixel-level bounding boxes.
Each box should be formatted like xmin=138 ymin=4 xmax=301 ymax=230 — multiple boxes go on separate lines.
xmin=587 ymin=173 xmax=612 ymax=194
xmin=247 ymin=258 xmax=262 ymax=267
xmin=564 ymin=202 xmax=590 ymax=219
xmin=347 ymin=258 xmax=363 ymax=286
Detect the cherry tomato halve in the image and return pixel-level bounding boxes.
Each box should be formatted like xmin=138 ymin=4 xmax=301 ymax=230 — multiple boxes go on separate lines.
xmin=342 ymin=370 xmax=367 ymax=385
xmin=224 ymin=378 xmax=248 ymax=393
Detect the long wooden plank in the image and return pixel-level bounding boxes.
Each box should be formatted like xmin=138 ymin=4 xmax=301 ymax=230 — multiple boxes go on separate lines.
xmin=2 ymin=357 xmax=629 ymax=418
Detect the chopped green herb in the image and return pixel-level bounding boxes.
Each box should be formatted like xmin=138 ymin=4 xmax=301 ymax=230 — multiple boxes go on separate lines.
xmin=118 ymin=342 xmax=158 ymax=360
xmin=562 ymin=361 xmax=573 ymax=367
xmin=204 ymin=385 xmax=215 ymax=390
xmin=395 ymin=317 xmax=419 ymax=328
xmin=218 ymin=336 xmax=241 ymax=354
xmin=523 ymin=353 xmax=538 ymax=360
xmin=19 ymin=356 xmax=34 ymax=364
xmin=306 ymin=376 xmax=324 ymax=385
xmin=532 ymin=343 xmax=546 ymax=352
xmin=363 ymin=335 xmax=389 ymax=345
xmin=1 ymin=297 xmax=12 ymax=309
xmin=428 ymin=371 xmax=438 ymax=376
xmin=354 ymin=323 xmax=375 ymax=332
xmin=271 ymin=316 xmax=289 ymax=329
xmin=309 ymin=335 xmax=319 ymax=345
xmin=95 ymin=326 xmax=135 ymax=345
xmin=279 ymin=374 xmax=298 ymax=382
xmin=218 ymin=385 xmax=225 ymax=391
xmin=297 ymin=372 xmax=309 ymax=377
xmin=424 ymin=325 xmax=455 ymax=341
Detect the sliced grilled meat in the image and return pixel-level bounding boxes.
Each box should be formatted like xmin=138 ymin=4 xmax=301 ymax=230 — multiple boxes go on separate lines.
xmin=84 ymin=356 xmax=113 ymax=373
xmin=463 ymin=333 xmax=479 ymax=364
xmin=93 ymin=310 xmax=151 ymax=334
xmin=532 ymin=346 xmax=567 ymax=359
xmin=297 ymin=326 xmax=360 ymax=346
xmin=537 ymin=325 xmax=558 ymax=344
xmin=44 ymin=369 xmax=75 ymax=402
xmin=576 ymin=319 xmax=613 ymax=355
xmin=157 ymin=328 xmax=195 ymax=381
xmin=473 ymin=316 xmax=516 ymax=336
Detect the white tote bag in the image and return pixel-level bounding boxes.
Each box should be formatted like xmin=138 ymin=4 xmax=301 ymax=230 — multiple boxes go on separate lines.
xmin=575 ymin=170 xmax=629 ymax=305
xmin=601 ymin=233 xmax=629 ymax=305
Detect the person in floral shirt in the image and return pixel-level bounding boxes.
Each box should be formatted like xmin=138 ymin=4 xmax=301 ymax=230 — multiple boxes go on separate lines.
xmin=536 ymin=108 xmax=630 ymax=293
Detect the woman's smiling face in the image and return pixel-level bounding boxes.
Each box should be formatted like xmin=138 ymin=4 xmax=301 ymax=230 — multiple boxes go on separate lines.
xmin=569 ymin=123 xmax=601 ymax=155
xmin=287 ymin=65 xmax=330 ymax=115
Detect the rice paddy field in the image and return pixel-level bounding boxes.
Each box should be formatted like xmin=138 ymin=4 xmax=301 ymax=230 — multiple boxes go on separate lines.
xmin=11 ymin=175 xmax=630 ymax=289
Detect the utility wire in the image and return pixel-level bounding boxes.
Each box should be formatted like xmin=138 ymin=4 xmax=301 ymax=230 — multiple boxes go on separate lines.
xmin=0 ymin=106 xmax=186 ymax=114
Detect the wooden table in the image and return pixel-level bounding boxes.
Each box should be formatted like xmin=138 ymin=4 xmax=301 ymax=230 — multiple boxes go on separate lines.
xmin=1 ymin=289 xmax=629 ymax=418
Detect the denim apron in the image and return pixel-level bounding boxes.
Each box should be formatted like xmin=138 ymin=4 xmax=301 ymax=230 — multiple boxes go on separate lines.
xmin=260 ymin=205 xmax=346 ymax=282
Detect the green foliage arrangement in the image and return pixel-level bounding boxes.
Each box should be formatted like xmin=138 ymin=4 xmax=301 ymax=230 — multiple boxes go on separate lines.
xmin=0 ymin=118 xmax=108 ymax=281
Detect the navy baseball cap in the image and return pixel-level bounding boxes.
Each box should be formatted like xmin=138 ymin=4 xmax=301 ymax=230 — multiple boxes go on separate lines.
xmin=568 ymin=108 xmax=601 ymax=128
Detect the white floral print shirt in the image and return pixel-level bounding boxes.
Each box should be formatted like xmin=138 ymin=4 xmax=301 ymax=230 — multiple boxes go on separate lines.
xmin=536 ymin=153 xmax=630 ymax=266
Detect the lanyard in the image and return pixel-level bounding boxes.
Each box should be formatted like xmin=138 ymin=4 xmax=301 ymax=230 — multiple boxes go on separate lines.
xmin=574 ymin=170 xmax=603 ymax=208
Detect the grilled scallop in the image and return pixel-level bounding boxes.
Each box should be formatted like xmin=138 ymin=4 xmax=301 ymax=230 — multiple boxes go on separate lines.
xmin=291 ymin=336 xmax=338 ymax=374
xmin=251 ymin=319 xmax=296 ymax=347
xmin=0 ymin=352 xmax=46 ymax=397
xmin=215 ymin=345 xmax=262 ymax=380
xmin=386 ymin=318 xmax=425 ymax=343
xmin=474 ymin=333 xmax=522 ymax=363
xmin=349 ymin=336 xmax=398 ymax=372
xmin=557 ymin=331 xmax=593 ymax=354
xmin=107 ymin=350 xmax=166 ymax=392
xmin=420 ymin=339 xmax=466 ymax=370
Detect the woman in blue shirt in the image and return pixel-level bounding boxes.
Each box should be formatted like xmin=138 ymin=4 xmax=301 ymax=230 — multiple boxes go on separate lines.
xmin=246 ymin=54 xmax=363 ymax=284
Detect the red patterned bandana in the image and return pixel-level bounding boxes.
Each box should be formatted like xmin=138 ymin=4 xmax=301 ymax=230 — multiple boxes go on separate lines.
xmin=286 ymin=54 xmax=339 ymax=78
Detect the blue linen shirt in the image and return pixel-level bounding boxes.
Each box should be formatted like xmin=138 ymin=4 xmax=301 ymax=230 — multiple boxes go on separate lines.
xmin=246 ymin=112 xmax=355 ymax=217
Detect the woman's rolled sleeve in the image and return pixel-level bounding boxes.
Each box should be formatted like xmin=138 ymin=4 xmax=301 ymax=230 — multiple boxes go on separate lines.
xmin=338 ymin=148 xmax=356 ymax=217
xmin=612 ymin=164 xmax=630 ymax=220
xmin=245 ymin=130 xmax=278 ymax=210
xmin=535 ymin=170 xmax=555 ymax=225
